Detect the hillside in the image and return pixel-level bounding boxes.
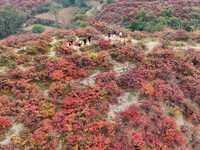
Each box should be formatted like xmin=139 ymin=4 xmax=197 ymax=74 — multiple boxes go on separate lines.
xmin=0 ymin=0 xmax=50 ymax=14
xmin=0 ymin=24 xmax=200 ymax=149
xmin=93 ymin=0 xmax=200 ymax=32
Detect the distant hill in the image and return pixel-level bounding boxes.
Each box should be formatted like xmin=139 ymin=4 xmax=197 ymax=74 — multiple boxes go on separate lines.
xmin=0 ymin=0 xmax=50 ymax=14
xmin=93 ymin=0 xmax=200 ymax=32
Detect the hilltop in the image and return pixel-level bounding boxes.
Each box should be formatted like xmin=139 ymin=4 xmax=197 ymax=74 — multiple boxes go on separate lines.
xmin=0 ymin=24 xmax=200 ymax=149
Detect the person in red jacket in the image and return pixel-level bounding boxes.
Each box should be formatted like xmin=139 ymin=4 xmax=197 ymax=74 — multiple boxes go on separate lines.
xmin=70 ymin=40 xmax=73 ymax=45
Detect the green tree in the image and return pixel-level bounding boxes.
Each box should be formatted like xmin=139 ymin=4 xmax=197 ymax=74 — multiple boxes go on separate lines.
xmin=74 ymin=0 xmax=87 ymax=7
xmin=151 ymin=24 xmax=164 ymax=33
xmin=0 ymin=4 xmax=26 ymax=38
xmin=48 ymin=2 xmax=63 ymax=27
xmin=54 ymin=0 xmax=75 ymax=7
xmin=106 ymin=0 xmax=115 ymax=4
xmin=155 ymin=16 xmax=168 ymax=25
xmin=128 ymin=17 xmax=146 ymax=31
xmin=123 ymin=16 xmax=128 ymax=22
xmin=168 ymin=17 xmax=183 ymax=30
xmin=159 ymin=6 xmax=174 ymax=17
xmin=32 ymin=24 xmax=46 ymax=33
xmin=74 ymin=21 xmax=89 ymax=28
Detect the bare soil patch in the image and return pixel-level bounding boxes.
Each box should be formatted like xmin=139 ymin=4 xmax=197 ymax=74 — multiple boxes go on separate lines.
xmin=35 ymin=7 xmax=78 ymax=24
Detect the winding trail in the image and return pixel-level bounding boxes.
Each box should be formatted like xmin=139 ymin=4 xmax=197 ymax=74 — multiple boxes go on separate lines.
xmin=49 ymin=37 xmax=57 ymax=57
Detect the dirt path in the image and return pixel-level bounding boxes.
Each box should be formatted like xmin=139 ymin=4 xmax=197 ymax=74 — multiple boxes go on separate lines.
xmin=113 ymin=61 xmax=135 ymax=76
xmin=145 ymin=41 xmax=160 ymax=53
xmin=49 ymin=37 xmax=57 ymax=57
xmin=173 ymin=43 xmax=200 ymax=52
xmin=80 ymin=70 xmax=100 ymax=86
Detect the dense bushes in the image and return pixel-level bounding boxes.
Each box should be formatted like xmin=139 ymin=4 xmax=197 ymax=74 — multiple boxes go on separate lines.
xmin=94 ymin=0 xmax=200 ymax=32
xmin=0 ymin=27 xmax=200 ymax=149
xmin=0 ymin=0 xmax=48 ymax=13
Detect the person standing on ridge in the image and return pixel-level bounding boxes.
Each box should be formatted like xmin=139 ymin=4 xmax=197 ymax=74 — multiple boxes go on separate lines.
xmin=108 ymin=32 xmax=111 ymax=38
xmin=119 ymin=32 xmax=122 ymax=38
xmin=83 ymin=39 xmax=87 ymax=45
xmin=113 ymin=31 xmax=116 ymax=38
xmin=88 ymin=36 xmax=91 ymax=43
xmin=70 ymin=40 xmax=73 ymax=45
xmin=79 ymin=41 xmax=82 ymax=47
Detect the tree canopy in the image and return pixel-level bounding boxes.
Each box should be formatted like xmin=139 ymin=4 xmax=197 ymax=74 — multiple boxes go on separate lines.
xmin=0 ymin=4 xmax=26 ymax=39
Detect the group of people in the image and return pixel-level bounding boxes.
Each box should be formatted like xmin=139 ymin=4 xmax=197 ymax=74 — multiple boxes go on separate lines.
xmin=69 ymin=36 xmax=92 ymax=47
xmin=69 ymin=31 xmax=126 ymax=48
xmin=108 ymin=31 xmax=126 ymax=46
xmin=108 ymin=31 xmax=123 ymax=38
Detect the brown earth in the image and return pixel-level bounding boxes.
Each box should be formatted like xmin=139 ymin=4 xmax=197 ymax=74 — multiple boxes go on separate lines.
xmin=35 ymin=7 xmax=78 ymax=24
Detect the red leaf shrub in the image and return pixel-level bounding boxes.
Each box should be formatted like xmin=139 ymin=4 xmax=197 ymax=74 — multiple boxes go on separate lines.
xmin=0 ymin=95 xmax=11 ymax=116
xmin=3 ymin=32 xmax=51 ymax=48
xmin=97 ymin=53 xmax=113 ymax=70
xmin=0 ymin=0 xmax=48 ymax=13
xmin=180 ymin=76 xmax=200 ymax=106
xmin=0 ymin=116 xmax=11 ymax=134
xmin=75 ymin=26 xmax=97 ymax=37
xmin=46 ymin=29 xmax=75 ymax=40
xmin=96 ymin=72 xmax=117 ymax=86
xmin=56 ymin=46 xmax=73 ymax=55
xmin=119 ymin=105 xmax=147 ymax=129
xmin=174 ymin=30 xmax=191 ymax=41
xmin=109 ymin=45 xmax=133 ymax=62
xmin=32 ymin=119 xmax=58 ymax=150
xmin=117 ymin=68 xmax=147 ymax=89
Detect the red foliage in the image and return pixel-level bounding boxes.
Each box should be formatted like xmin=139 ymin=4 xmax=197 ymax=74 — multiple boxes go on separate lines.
xmin=56 ymin=46 xmax=73 ymax=55
xmin=0 ymin=95 xmax=11 ymax=116
xmin=0 ymin=26 xmax=200 ymax=149
xmin=174 ymin=30 xmax=191 ymax=41
xmin=93 ymin=0 xmax=200 ymax=25
xmin=117 ymin=68 xmax=149 ymax=89
xmin=75 ymin=26 xmax=98 ymax=37
xmin=0 ymin=116 xmax=11 ymax=134
xmin=180 ymin=76 xmax=200 ymax=106
xmin=31 ymin=119 xmax=58 ymax=149
xmin=96 ymin=72 xmax=117 ymax=86
xmin=46 ymin=29 xmax=75 ymax=40
xmin=3 ymin=32 xmax=51 ymax=48
xmin=109 ymin=45 xmax=133 ymax=62
xmin=119 ymin=105 xmax=147 ymax=129
xmin=97 ymin=53 xmax=113 ymax=70
xmin=0 ymin=0 xmax=49 ymax=14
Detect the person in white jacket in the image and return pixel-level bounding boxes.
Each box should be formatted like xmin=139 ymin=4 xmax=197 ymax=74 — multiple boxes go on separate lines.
xmin=119 ymin=32 xmax=122 ymax=38
xmin=79 ymin=41 xmax=82 ymax=47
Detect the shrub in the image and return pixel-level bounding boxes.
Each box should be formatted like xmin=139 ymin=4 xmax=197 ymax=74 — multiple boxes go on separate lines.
xmin=32 ymin=24 xmax=46 ymax=33
xmin=0 ymin=116 xmax=11 ymax=134
xmin=106 ymin=0 xmax=115 ymax=4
